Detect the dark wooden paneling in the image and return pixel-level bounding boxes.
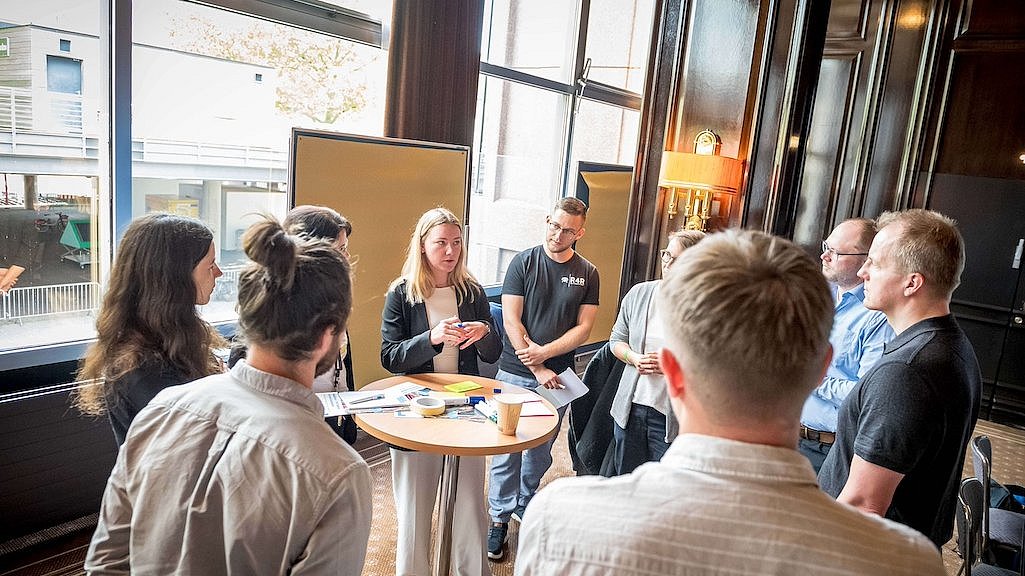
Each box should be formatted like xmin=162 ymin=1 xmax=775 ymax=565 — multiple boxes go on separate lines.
xmin=671 ymin=0 xmax=760 ymax=158
xmin=793 ymin=53 xmax=859 ymax=247
xmin=826 ymin=0 xmax=869 ymax=39
xmin=992 ymin=318 xmax=1025 ymax=426
xmin=0 ymin=386 xmax=116 ymax=542
xmin=919 ymin=0 xmax=1025 ymax=426
xmin=930 ymin=173 xmax=1025 ymax=308
xmin=784 ymin=0 xmax=940 ymax=242
xmin=788 ymin=0 xmax=881 ymax=246
xmin=934 ymin=52 xmax=1025 ymax=180
xmin=958 ymin=0 xmax=1025 ymax=38
xmin=743 ymin=0 xmax=832 ymax=233
xmin=861 ymin=0 xmax=934 ymax=214
xmin=623 ymin=0 xmax=685 ymax=290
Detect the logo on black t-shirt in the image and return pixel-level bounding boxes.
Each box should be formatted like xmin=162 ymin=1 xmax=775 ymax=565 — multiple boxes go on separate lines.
xmin=561 ymin=274 xmax=586 ymax=287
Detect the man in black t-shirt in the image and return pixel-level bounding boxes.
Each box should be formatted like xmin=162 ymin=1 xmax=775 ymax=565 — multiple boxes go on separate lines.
xmin=486 ymin=197 xmax=599 ymax=561
xmin=818 ymin=209 xmax=981 ymax=547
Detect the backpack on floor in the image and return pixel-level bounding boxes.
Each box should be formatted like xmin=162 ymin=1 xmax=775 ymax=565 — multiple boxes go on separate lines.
xmin=990 ymin=479 xmax=1025 ymax=513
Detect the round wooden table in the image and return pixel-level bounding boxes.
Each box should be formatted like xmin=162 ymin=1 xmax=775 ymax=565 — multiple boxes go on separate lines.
xmin=354 ymin=373 xmax=558 ymax=576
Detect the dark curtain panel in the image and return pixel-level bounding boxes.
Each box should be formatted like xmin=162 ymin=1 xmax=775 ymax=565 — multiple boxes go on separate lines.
xmin=385 ymin=0 xmax=484 ymax=147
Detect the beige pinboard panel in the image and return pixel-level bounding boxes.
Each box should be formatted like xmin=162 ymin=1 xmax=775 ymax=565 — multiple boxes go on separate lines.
xmin=573 ymin=170 xmax=631 ymax=345
xmin=291 ymin=131 xmax=469 ymax=387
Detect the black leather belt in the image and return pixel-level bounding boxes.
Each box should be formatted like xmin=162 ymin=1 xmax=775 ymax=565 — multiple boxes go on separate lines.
xmin=799 ymin=425 xmax=835 ymax=445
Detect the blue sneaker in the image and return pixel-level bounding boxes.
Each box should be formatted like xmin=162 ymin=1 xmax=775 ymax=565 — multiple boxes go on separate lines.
xmin=487 ymin=522 xmax=508 ymax=560
xmin=510 ymin=504 xmax=526 ymax=524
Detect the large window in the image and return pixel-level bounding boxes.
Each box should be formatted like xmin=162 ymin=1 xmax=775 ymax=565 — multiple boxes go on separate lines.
xmin=132 ymin=0 xmax=387 ymax=324
xmin=0 ymin=1 xmax=109 ymax=354
xmin=469 ymin=0 xmax=654 ymax=285
xmin=0 ymin=0 xmax=387 ymax=355
xmin=0 ymin=0 xmax=652 ymax=357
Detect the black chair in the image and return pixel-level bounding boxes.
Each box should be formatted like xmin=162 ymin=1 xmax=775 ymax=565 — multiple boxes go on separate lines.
xmin=958 ymin=477 xmax=1022 ymax=576
xmin=971 ymin=436 xmax=1025 ymax=570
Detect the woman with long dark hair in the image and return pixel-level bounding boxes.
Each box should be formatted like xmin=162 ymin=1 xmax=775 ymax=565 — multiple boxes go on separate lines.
xmin=75 ymin=213 xmax=226 ymax=444
xmin=381 ymin=207 xmax=501 ymax=576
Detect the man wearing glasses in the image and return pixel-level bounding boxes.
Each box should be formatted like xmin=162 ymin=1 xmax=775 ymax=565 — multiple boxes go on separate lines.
xmin=798 ymin=218 xmax=893 ymax=473
xmin=819 ymin=210 xmax=980 ymax=548
xmin=486 ymin=197 xmax=599 ymax=561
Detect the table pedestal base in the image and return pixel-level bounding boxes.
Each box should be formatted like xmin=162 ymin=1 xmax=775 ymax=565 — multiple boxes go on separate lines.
xmin=433 ymin=454 xmax=460 ymax=576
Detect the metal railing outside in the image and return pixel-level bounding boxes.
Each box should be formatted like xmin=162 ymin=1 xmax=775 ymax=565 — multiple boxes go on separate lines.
xmin=210 ymin=266 xmax=243 ymax=302
xmin=0 ymin=86 xmax=95 ymax=156
xmin=2 ymin=282 xmax=102 ymax=323
xmin=135 ymin=138 xmax=287 ymax=170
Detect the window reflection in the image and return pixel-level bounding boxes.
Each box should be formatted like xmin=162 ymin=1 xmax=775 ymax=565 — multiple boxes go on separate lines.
xmin=0 ymin=2 xmax=107 ymax=352
xmin=0 ymin=0 xmax=386 ymax=352
xmin=469 ymin=76 xmax=569 ymax=285
xmin=583 ymin=0 xmax=655 ymax=92
xmin=131 ymin=0 xmax=387 ymax=324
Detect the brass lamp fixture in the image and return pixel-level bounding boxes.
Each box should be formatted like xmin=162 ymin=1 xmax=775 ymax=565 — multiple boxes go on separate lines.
xmin=658 ymin=130 xmax=744 ymax=231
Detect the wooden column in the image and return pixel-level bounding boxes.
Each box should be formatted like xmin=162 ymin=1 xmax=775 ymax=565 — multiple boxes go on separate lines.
xmin=384 ymin=0 xmax=484 ymax=147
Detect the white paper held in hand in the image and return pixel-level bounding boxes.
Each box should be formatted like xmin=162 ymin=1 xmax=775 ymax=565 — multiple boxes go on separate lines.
xmin=532 ymin=368 xmax=587 ymax=409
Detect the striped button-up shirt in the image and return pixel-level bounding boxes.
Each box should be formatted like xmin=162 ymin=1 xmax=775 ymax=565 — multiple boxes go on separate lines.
xmin=516 ymin=434 xmax=944 ymax=576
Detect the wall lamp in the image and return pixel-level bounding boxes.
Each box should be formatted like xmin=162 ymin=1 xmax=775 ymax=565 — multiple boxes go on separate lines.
xmin=659 ymin=130 xmax=744 ymax=231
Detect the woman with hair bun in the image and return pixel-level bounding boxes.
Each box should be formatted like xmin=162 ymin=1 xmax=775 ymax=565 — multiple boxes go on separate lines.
xmin=75 ymin=213 xmax=226 ymax=445
xmin=381 ymin=207 xmax=501 ymax=576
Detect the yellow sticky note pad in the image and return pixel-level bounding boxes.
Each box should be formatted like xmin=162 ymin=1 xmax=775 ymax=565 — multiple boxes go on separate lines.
xmin=430 ymin=391 xmax=465 ymax=400
xmin=444 ymin=381 xmax=482 ymax=393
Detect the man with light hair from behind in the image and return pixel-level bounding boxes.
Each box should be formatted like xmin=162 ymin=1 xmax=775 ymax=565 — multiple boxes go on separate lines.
xmin=515 ymin=230 xmax=944 ymax=575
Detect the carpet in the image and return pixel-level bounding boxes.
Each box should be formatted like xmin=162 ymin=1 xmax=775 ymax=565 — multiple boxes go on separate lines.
xmin=359 ymin=423 xmax=575 ymax=576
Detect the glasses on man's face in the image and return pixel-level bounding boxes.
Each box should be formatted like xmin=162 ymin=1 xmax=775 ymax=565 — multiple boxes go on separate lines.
xmin=821 ymin=241 xmax=868 ymax=258
xmin=546 ymin=217 xmax=579 ymax=238
xmin=660 ymin=249 xmax=675 ymax=264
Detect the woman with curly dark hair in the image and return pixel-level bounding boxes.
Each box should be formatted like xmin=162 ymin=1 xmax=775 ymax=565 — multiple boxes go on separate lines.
xmin=75 ymin=213 xmax=226 ymax=444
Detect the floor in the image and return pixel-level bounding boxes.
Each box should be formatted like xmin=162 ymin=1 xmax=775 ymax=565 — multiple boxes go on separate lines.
xmin=2 ymin=419 xmax=1023 ymax=576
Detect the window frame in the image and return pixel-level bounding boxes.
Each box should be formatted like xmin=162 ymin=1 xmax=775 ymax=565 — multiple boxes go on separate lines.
xmin=472 ymin=0 xmax=649 ymax=288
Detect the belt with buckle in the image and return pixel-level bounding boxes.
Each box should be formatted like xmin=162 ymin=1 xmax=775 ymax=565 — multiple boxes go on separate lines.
xmin=799 ymin=425 xmax=835 ymax=445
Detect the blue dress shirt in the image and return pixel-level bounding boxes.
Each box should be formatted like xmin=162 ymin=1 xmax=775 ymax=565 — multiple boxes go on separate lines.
xmin=800 ymin=284 xmax=894 ymax=432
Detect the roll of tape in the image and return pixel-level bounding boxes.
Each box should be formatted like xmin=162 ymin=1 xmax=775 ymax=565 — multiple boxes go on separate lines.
xmin=410 ymin=396 xmax=446 ymax=417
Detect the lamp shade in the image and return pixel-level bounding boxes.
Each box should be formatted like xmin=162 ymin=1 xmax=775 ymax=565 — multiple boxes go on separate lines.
xmin=659 ymin=151 xmax=744 ymax=193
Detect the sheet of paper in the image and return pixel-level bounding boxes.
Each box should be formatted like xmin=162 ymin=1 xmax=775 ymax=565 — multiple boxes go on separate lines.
xmin=474 ymin=400 xmax=499 ymax=424
xmin=316 ymin=382 xmax=427 ymax=416
xmin=532 ymin=368 xmax=588 ymax=409
xmin=317 ymin=391 xmax=348 ymax=418
xmin=520 ymin=400 xmax=554 ymax=417
xmin=496 ymin=392 xmax=554 ymax=416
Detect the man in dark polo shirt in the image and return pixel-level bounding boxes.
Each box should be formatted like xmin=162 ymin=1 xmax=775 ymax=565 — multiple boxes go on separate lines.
xmin=819 ymin=209 xmax=981 ymax=547
xmin=486 ymin=197 xmax=600 ymax=560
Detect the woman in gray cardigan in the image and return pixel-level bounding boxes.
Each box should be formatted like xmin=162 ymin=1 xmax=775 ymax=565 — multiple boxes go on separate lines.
xmin=609 ymin=229 xmax=705 ymax=474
